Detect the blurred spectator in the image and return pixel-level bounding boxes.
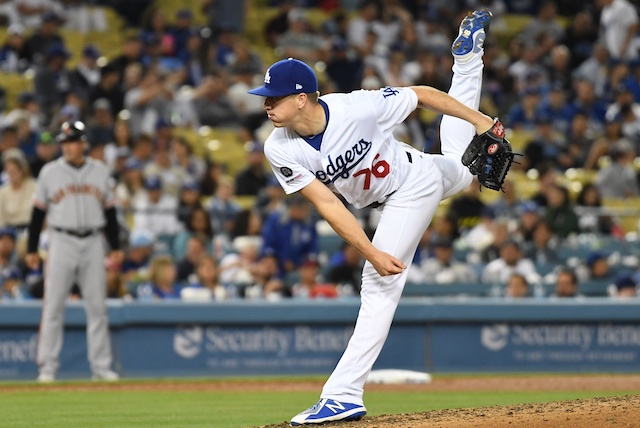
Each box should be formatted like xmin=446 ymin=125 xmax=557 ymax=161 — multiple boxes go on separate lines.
xmin=121 ymin=229 xmax=154 ymax=287
xmin=244 ymin=253 xmax=284 ymax=301
xmin=276 ymin=8 xmax=327 ymax=63
xmin=579 ymin=251 xmax=613 ymax=283
xmin=461 ymin=206 xmax=498 ymax=253
xmin=523 ymin=114 xmax=568 ymax=171
xmin=0 ymin=1 xmax=19 ymax=27
xmin=227 ymin=64 xmax=266 ymax=131
xmin=205 ymin=175 xmax=242 ymax=237
xmin=170 ymin=136 xmax=206 ymax=182
xmin=229 ymin=209 xmax=263 ymax=242
xmin=188 ymin=72 xmax=243 ymax=128
xmin=172 ymin=207 xmax=214 ymax=262
xmin=61 ymin=0 xmax=107 ymax=33
xmin=1 ymin=266 xmax=28 ymax=300
xmin=115 ymin=158 xmax=145 ymax=212
xmin=28 ymin=131 xmax=58 ymax=178
xmin=478 ymin=220 xmax=510 ymax=264
xmin=176 ymin=179 xmax=203 ymax=227
xmin=550 ymin=267 xmax=583 ymax=298
xmin=325 ymin=242 xmax=363 ymax=294
xmin=562 ymin=10 xmax=599 ymax=71
xmin=143 ymin=142 xmax=189 ymax=197
xmin=536 ymin=83 xmax=573 ymax=136
xmin=202 ymin=0 xmax=246 ymax=39
xmin=564 ymin=112 xmax=596 ymax=169
xmin=522 ymin=220 xmax=560 ymax=265
xmin=0 ymin=226 xmax=18 ymax=273
xmin=218 ymin=235 xmax=263 ymax=289
xmin=199 ymin=161 xmax=224 ymax=197
xmin=481 ymin=240 xmax=541 ymax=285
xmin=24 ymin=10 xmax=64 ymax=64
xmin=595 ymin=139 xmax=639 ymax=198
xmin=70 ymin=45 xmax=102 ymax=103
xmin=255 ymin=175 xmax=286 ymax=221
xmin=505 ymin=273 xmax=530 ymax=298
xmin=0 ymin=154 xmax=35 ymax=229
xmin=144 ymin=255 xmax=180 ymax=299
xmin=609 ymin=273 xmax=637 ymax=298
xmin=545 ymin=45 xmax=572 ymax=93
xmin=139 ymin=7 xmax=174 ymax=57
xmin=529 ymin=162 xmax=558 ymax=208
xmin=108 ymin=36 xmax=143 ymax=84
xmin=519 ymin=1 xmax=564 ymax=61
xmin=447 ymin=179 xmax=486 ymax=232
xmin=573 ymin=42 xmax=609 ymax=98
xmin=543 ymin=184 xmax=580 ymax=239
xmin=181 ymin=255 xmax=231 ymax=301
xmin=569 ymin=79 xmax=607 ymax=126
xmin=0 ymin=24 xmax=30 ymax=72
xmin=124 ymin=69 xmax=174 ymax=137
xmin=606 ymin=83 xmax=640 ymax=144
xmin=291 ymin=257 xmax=338 ymax=299
xmin=264 ymin=0 xmax=296 ymax=47
xmin=597 ymin=0 xmax=639 ymax=62
xmin=489 ymin=179 xmax=521 ymax=218
xmin=234 ymin=141 xmax=268 ymax=196
xmin=0 ymin=125 xmax=19 ymax=154
xmin=130 ymin=133 xmax=154 ymax=167
xmin=34 ymin=43 xmax=71 ymax=122
xmin=132 ymin=176 xmax=183 ymax=237
xmin=261 ymin=194 xmax=318 ymax=276
xmin=86 ymin=99 xmax=115 ymax=148
xmin=170 ymin=9 xmax=196 ymax=59
xmin=175 ymin=234 xmax=209 ymax=284
xmin=506 ymin=86 xmax=540 ymax=132
xmin=415 ymin=236 xmax=478 ymax=284
xmin=346 ymin=0 xmax=378 ymax=54
xmin=105 ymin=258 xmax=127 ymax=299
xmin=575 ymin=183 xmax=622 ymax=236
xmin=89 ymin=63 xmax=124 ymax=119
xmin=324 ymin=40 xmax=364 ymax=93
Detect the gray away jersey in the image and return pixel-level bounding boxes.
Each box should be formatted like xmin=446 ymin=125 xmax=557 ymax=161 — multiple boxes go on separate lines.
xmin=33 ymin=158 xmax=115 ymax=230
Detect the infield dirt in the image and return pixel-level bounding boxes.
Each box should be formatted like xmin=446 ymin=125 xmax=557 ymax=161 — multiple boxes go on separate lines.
xmin=252 ymin=375 xmax=640 ymax=428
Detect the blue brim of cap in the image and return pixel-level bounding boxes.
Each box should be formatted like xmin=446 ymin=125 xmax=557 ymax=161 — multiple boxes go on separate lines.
xmin=248 ymin=86 xmax=291 ymax=97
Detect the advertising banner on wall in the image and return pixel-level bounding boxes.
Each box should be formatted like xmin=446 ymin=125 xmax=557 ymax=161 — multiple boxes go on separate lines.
xmin=430 ymin=323 xmax=640 ymax=372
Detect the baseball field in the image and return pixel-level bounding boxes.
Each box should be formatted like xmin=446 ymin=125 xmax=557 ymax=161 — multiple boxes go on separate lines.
xmin=1 ymin=374 xmax=639 ymax=427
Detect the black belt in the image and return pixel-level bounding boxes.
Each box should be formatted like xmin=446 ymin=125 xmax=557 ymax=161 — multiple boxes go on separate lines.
xmin=365 ymin=151 xmax=414 ymax=209
xmin=53 ymin=227 xmax=100 ymax=238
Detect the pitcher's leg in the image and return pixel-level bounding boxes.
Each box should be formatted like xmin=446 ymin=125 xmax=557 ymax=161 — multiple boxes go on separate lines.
xmin=440 ymin=59 xmax=484 ymax=159
xmin=321 ymin=166 xmax=443 ymax=403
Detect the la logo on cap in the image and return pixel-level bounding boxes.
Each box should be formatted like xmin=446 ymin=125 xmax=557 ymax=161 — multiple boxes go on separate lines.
xmin=264 ymin=69 xmax=271 ymax=84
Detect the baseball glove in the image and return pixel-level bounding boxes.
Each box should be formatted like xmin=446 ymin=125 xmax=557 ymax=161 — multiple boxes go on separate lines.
xmin=461 ymin=118 xmax=519 ymax=191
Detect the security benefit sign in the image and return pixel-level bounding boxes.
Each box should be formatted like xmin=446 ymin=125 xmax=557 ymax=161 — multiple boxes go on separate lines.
xmin=430 ymin=323 xmax=640 ymax=372
xmin=0 ymin=331 xmax=38 ymax=379
xmin=119 ymin=325 xmax=354 ymax=376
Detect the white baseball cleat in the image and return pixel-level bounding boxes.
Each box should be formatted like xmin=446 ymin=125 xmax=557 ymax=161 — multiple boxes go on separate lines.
xmin=37 ymin=372 xmax=55 ymax=383
xmin=91 ymin=369 xmax=120 ymax=381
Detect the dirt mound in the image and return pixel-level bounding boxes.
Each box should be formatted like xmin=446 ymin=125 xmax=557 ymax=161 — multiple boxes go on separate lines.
xmin=260 ymin=394 xmax=640 ymax=428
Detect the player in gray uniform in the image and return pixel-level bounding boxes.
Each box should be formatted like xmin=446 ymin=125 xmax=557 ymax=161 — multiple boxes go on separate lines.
xmin=26 ymin=121 xmax=122 ymax=382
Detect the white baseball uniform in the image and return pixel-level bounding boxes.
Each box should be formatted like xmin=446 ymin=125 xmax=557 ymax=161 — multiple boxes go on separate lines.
xmin=33 ymin=157 xmax=115 ymax=377
xmin=266 ymin=55 xmax=483 ymax=404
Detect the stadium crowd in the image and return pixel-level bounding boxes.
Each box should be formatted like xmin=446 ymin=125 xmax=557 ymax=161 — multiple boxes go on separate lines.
xmin=0 ymin=0 xmax=640 ymax=302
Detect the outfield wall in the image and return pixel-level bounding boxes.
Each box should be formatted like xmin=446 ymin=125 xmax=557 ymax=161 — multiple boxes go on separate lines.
xmin=1 ymin=298 xmax=640 ymax=380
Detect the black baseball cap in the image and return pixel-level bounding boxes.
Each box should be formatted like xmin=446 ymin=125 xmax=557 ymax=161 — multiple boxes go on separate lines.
xmin=248 ymin=58 xmax=318 ymax=97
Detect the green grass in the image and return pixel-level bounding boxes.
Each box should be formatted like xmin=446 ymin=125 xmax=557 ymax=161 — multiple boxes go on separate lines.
xmin=0 ymin=384 xmax=637 ymax=428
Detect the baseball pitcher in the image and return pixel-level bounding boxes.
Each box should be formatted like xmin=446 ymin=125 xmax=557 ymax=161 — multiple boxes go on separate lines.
xmin=248 ymin=9 xmax=514 ymax=425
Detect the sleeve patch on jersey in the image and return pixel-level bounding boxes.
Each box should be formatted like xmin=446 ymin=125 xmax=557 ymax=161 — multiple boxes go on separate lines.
xmin=280 ymin=167 xmax=293 ymax=177
xmin=285 ymin=173 xmax=303 ymax=184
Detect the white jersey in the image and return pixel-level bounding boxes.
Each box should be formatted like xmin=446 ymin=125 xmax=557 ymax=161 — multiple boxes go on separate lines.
xmin=265 ymin=87 xmax=418 ymax=209
xmin=33 ymin=158 xmax=115 ymax=230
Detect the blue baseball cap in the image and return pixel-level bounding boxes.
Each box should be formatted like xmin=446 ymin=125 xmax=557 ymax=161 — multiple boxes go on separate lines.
xmin=248 ymin=58 xmax=318 ymax=97
xmin=144 ymin=176 xmax=163 ymax=190
xmin=0 ymin=227 xmax=16 ymax=241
